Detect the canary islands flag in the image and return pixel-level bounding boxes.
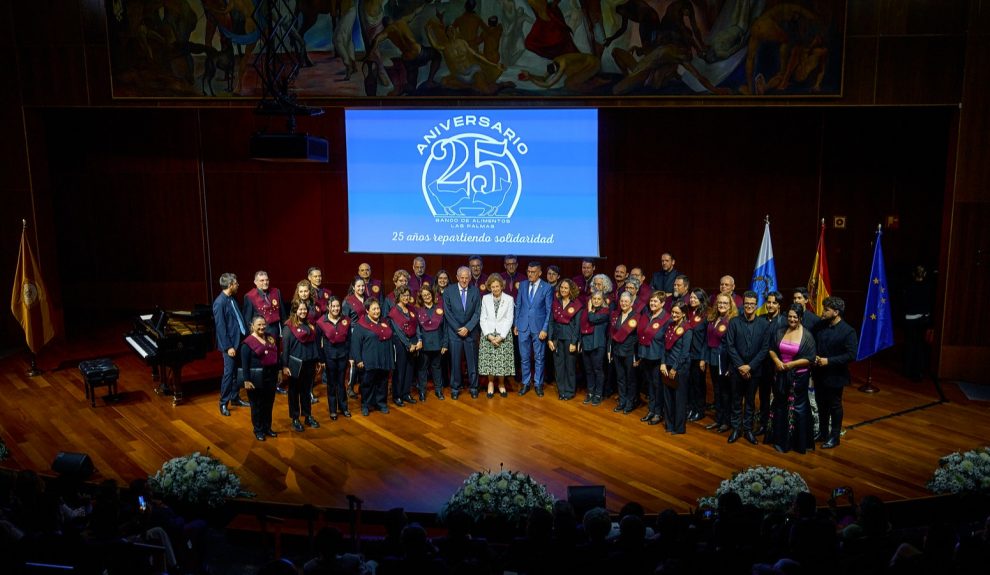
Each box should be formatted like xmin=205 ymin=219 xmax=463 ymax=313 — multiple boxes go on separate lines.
xmin=750 ymin=219 xmax=778 ymax=315
xmin=857 ymin=228 xmax=894 ymax=360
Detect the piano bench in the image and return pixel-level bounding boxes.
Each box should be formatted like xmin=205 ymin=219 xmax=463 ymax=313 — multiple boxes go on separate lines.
xmin=79 ymin=358 xmax=120 ymax=407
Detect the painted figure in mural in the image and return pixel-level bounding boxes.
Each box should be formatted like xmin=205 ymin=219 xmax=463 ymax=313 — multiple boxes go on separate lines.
xmin=359 ymin=0 xmax=391 ymax=92
xmin=333 ymin=0 xmax=359 ymax=79
xmin=518 ymin=52 xmax=606 ymax=92
xmin=482 ymin=16 xmax=503 ymax=64
xmin=429 ymin=24 xmax=512 ymax=94
xmin=743 ymin=3 xmax=829 ymax=95
xmin=524 ymin=0 xmax=579 ymax=60
xmin=498 ymin=0 xmax=535 ymax=66
xmin=452 ymin=0 xmax=487 ymax=50
xmin=603 ymin=0 xmax=661 ymax=50
xmin=368 ymin=4 xmax=443 ymax=95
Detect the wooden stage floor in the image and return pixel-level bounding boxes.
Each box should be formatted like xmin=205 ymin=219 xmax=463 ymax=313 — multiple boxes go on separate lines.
xmin=2 ymin=326 xmax=988 ymax=516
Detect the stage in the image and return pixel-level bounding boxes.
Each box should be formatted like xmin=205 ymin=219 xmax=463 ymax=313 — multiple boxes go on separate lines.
xmin=2 ymin=324 xmax=987 ymax=516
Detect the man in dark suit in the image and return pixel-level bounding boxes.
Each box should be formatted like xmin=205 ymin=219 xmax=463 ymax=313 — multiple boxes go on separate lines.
xmin=725 ymin=291 xmax=770 ymax=444
xmin=650 ymin=252 xmax=678 ymax=297
xmin=813 ymin=296 xmax=858 ymax=449
xmin=442 ymin=266 xmax=482 ymax=398
xmin=212 ymin=272 xmax=249 ymax=416
xmin=514 ymin=261 xmax=553 ymax=397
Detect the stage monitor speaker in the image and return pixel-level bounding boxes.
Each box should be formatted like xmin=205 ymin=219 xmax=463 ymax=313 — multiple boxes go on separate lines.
xmin=51 ymin=451 xmax=94 ymax=479
xmin=567 ymin=485 xmax=606 ymax=518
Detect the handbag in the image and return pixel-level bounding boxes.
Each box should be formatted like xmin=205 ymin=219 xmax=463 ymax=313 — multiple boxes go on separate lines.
xmin=287 ymin=355 xmax=304 ymax=378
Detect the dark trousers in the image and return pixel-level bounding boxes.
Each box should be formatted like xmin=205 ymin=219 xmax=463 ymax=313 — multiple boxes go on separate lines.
xmin=816 ymin=384 xmax=844 ymax=440
xmin=219 ymin=351 xmax=239 ymax=405
xmin=713 ymin=371 xmax=732 ymax=426
xmin=439 ymin=349 xmax=450 ymax=393
xmin=581 ymin=347 xmax=605 ymax=398
xmin=246 ymin=367 xmax=277 ymax=433
xmin=604 ymin=355 xmax=617 ymax=397
xmin=362 ymin=368 xmax=389 ymax=410
xmin=614 ymin=354 xmax=636 ymax=410
xmin=729 ymin=371 xmax=757 ymax=430
xmin=287 ymin=361 xmax=316 ymax=420
xmin=393 ymin=343 xmax=415 ymax=401
xmin=449 ymin=333 xmax=479 ymax=391
xmin=663 ymin=368 xmax=689 ymax=433
xmin=417 ymin=349 xmax=444 ymax=395
xmin=325 ymin=356 xmax=348 ymax=414
xmin=687 ymin=360 xmax=706 ymax=414
xmin=553 ymin=339 xmax=577 ymax=398
xmin=640 ymin=358 xmax=661 ymax=415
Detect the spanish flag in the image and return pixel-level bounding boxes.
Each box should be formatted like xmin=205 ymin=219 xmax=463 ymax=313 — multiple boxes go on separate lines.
xmin=11 ymin=222 xmax=56 ymax=354
xmin=807 ymin=220 xmax=832 ymax=316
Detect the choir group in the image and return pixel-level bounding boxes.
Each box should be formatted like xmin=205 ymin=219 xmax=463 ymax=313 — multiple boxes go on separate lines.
xmin=212 ymin=254 xmax=858 ymax=453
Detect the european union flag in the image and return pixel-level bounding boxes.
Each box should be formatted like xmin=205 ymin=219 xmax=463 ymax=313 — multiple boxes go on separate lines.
xmin=857 ymin=229 xmax=895 ymax=360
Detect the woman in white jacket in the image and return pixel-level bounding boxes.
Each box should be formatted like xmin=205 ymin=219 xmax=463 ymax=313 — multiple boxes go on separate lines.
xmin=479 ymin=273 xmax=515 ymax=398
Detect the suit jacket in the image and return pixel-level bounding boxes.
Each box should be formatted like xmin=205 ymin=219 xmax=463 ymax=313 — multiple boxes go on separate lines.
xmin=480 ymin=293 xmax=515 ymax=337
xmin=212 ymin=291 xmax=245 ymax=351
xmin=514 ymin=279 xmax=553 ymax=334
xmin=442 ymin=283 xmax=481 ymax=337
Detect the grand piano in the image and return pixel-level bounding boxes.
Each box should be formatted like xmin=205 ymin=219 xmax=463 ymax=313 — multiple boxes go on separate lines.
xmin=125 ymin=306 xmax=214 ymax=405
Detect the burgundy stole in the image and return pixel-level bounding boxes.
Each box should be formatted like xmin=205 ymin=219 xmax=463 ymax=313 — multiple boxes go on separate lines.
xmin=388 ymin=305 xmax=418 ymax=338
xmin=552 ymin=298 xmax=580 ymax=325
xmin=664 ymin=320 xmax=687 ymax=351
xmin=345 ymin=294 xmax=366 ymax=317
xmin=686 ymin=309 xmax=704 ymax=331
xmin=580 ymin=306 xmax=605 ymax=335
xmin=244 ymin=334 xmax=279 ymax=366
xmin=610 ymin=311 xmax=638 ymax=343
xmin=417 ymin=305 xmax=444 ymax=332
xmin=707 ymin=317 xmax=729 ymax=348
xmin=312 ymin=286 xmax=331 ymax=314
xmin=287 ymin=320 xmax=317 ymax=344
xmin=366 ymin=279 xmax=383 ymax=299
xmin=637 ymin=312 xmax=667 ymax=346
xmin=245 ymin=288 xmax=282 ymax=326
xmin=358 ymin=315 xmax=393 ymax=341
xmin=316 ymin=315 xmax=349 ymax=344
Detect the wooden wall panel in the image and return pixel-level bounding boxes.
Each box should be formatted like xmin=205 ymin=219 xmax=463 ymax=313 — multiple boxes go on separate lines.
xmin=876 ymin=36 xmax=966 ymax=105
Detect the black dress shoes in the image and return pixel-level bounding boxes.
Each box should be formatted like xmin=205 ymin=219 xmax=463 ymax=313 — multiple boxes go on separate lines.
xmin=744 ymin=431 xmax=758 ymax=445
xmin=451 ymin=391 xmax=460 ymax=400
xmin=591 ymin=396 xmax=602 ymax=406
xmin=291 ymin=419 xmax=304 ymax=432
xmin=361 ymin=407 xmax=370 ymax=416
xmin=403 ymin=395 xmax=417 ymax=404
xmin=648 ymin=416 xmax=663 ymax=426
xmin=718 ymin=424 xmax=731 ymax=433
xmin=276 ymin=386 xmax=288 ymax=395
xmin=688 ymin=411 xmax=704 ymax=422
xmin=265 ymin=429 xmax=278 ymax=438
xmin=822 ymin=438 xmax=840 ymax=449
xmin=234 ymin=398 xmax=251 ymax=407
xmin=583 ymin=395 xmax=592 ymax=404
xmin=341 ymin=410 xmax=352 ymax=418
xmin=727 ymin=429 xmax=741 ymax=443
xmin=310 ymin=394 xmax=319 ymax=405
xmin=347 ymin=388 xmax=358 ymax=399
xmin=219 ymin=403 xmax=231 ymax=417
xmin=255 ymin=432 xmax=265 ymax=441
xmin=613 ymin=405 xmax=624 ymax=413
xmin=470 ymin=390 xmax=479 ymax=399
xmin=519 ymin=386 xmax=531 ymax=396
xmin=535 ymin=387 xmax=544 ymax=397
xmin=753 ymin=425 xmax=766 ymax=436
xmin=436 ymin=391 xmax=445 ymax=400
xmin=640 ymin=412 xmax=655 ymax=422
xmin=487 ymin=391 xmax=494 ymax=398
xmin=704 ymin=422 xmax=720 ymax=430
xmin=394 ymin=398 xmax=405 ymax=407
xmin=420 ymin=391 xmax=427 ymax=402
xmin=305 ymin=416 xmax=320 ymax=429
xmin=330 ymin=413 xmax=338 ymax=421
xmin=499 ymin=389 xmax=508 ymax=398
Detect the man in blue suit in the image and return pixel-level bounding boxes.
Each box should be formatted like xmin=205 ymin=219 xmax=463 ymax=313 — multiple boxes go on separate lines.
xmin=212 ymin=272 xmax=249 ymax=416
xmin=514 ymin=261 xmax=553 ymax=397
xmin=442 ymin=266 xmax=482 ymax=398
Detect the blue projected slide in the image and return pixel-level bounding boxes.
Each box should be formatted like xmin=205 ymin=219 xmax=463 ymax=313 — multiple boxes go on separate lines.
xmin=345 ymin=109 xmax=599 ymax=257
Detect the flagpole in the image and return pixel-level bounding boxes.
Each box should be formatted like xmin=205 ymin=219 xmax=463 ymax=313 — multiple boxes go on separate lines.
xmin=858 ymin=224 xmax=885 ymax=393
xmin=27 ymin=352 xmax=42 ymax=377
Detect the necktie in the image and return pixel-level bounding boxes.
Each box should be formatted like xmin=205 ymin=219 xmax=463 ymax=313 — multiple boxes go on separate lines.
xmin=231 ymin=299 xmax=246 ymax=335
xmin=461 ymin=288 xmax=467 ymax=309
xmin=529 ymin=283 xmax=536 ymax=301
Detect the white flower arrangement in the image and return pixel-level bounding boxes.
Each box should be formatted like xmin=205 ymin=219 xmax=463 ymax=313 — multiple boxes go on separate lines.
xmin=928 ymin=446 xmax=990 ymax=494
xmin=698 ymin=465 xmax=810 ymax=513
xmin=442 ymin=469 xmax=555 ymax=525
xmin=149 ymin=451 xmax=250 ymax=508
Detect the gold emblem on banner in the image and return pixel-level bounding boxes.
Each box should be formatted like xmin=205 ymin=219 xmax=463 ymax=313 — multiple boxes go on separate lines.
xmin=342 ymin=319 xmax=348 ymax=326
xmin=567 ymin=307 xmax=574 ymax=313
xmin=652 ymin=322 xmax=660 ymax=329
xmin=480 ymin=284 xmax=487 ymax=291
xmin=372 ymin=285 xmax=380 ymax=293
xmin=628 ymin=319 xmax=637 ymax=328
xmin=436 ymin=308 xmax=444 ymax=315
xmin=272 ymin=299 xmax=278 ymax=306
xmin=676 ymin=327 xmax=684 ymax=335
xmin=718 ymin=324 xmax=727 ymax=333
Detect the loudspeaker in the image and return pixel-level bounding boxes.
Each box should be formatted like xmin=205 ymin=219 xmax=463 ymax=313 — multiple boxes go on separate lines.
xmin=51 ymin=451 xmax=94 ymax=479
xmin=567 ymin=485 xmax=606 ymax=518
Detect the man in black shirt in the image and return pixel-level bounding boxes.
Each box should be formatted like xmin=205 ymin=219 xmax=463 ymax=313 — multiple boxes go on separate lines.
xmin=650 ymin=252 xmax=678 ymax=297
xmin=725 ymin=292 xmax=770 ymax=444
xmin=813 ymin=296 xmax=858 ymax=449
